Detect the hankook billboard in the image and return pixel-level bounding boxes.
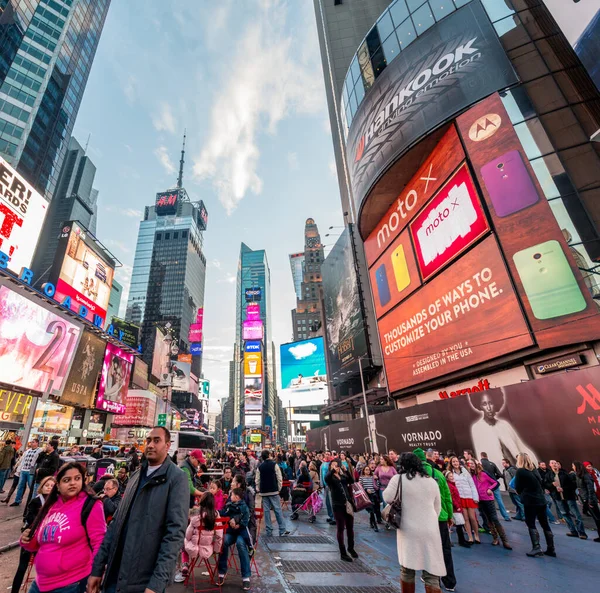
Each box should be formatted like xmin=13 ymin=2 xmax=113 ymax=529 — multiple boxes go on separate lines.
xmin=347 ymin=1 xmax=518 ymax=211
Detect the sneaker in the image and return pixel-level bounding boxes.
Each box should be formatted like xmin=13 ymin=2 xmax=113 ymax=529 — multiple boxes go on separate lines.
xmin=566 ymin=532 xmax=578 ymax=537
xmin=504 ymin=518 xmax=512 ymax=522
xmin=280 ymin=531 xmax=291 ymax=537
xmin=217 ymin=575 xmax=225 ymax=586
xmin=552 ymin=521 xmax=561 ymax=525
xmin=579 ymin=534 xmax=588 ymax=540
xmin=181 ymin=563 xmax=189 ymax=577
xmin=242 ymin=579 xmax=250 ymax=591
xmin=593 ymin=537 xmax=600 ymax=542
xmin=174 ymin=571 xmax=185 ymax=583
xmin=444 ymin=587 xmax=456 ymax=592
xmin=9 ymin=502 xmax=20 ymax=507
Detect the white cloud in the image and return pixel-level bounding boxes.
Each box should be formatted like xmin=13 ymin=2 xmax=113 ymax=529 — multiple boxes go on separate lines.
xmin=287 ymin=152 xmax=299 ymax=170
xmin=154 ymin=146 xmax=176 ymax=174
xmin=124 ymin=144 xmax=133 ymax=153
xmin=210 ymin=259 xmax=222 ymax=268
xmin=216 ymin=272 xmax=236 ymax=284
xmin=105 ymin=205 xmax=142 ymax=218
xmin=289 ymin=342 xmax=317 ymax=360
xmin=193 ymin=0 xmax=323 ymax=214
xmin=152 ymin=102 xmax=176 ymax=134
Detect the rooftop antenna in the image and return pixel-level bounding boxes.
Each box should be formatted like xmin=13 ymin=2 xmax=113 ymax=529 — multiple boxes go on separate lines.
xmin=177 ymin=130 xmax=186 ymax=189
xmin=84 ymin=133 xmax=91 ymax=154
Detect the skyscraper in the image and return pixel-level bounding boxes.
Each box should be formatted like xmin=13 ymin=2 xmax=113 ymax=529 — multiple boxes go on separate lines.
xmin=288 ymin=252 xmax=304 ymax=301
xmin=0 ymin=0 xmax=111 ymax=200
xmin=30 ymin=136 xmax=99 ymax=284
xmin=106 ymin=278 xmax=122 ymax=324
xmin=291 ymin=218 xmax=324 ymax=341
xmin=126 ymin=138 xmax=208 ymax=377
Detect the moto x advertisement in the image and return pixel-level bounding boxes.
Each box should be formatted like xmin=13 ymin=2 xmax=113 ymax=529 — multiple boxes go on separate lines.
xmin=347 ymin=1 xmax=518 ymax=210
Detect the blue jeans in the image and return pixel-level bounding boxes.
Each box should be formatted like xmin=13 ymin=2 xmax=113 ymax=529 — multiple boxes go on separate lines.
xmin=262 ymin=494 xmax=287 ymax=536
xmin=15 ymin=471 xmax=33 ymax=504
xmin=29 ymin=576 xmax=89 ymax=593
xmin=509 ymin=492 xmax=525 ymax=520
xmin=0 ymin=469 xmax=9 ymax=491
xmin=324 ymin=487 xmax=334 ymax=521
xmin=557 ymin=499 xmax=586 ymax=535
xmin=217 ymin=533 xmax=250 ymax=579
xmin=493 ymin=488 xmax=511 ymax=520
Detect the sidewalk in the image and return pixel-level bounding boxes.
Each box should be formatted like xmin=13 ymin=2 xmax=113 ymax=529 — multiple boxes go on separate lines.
xmin=0 ymin=502 xmax=24 ymax=552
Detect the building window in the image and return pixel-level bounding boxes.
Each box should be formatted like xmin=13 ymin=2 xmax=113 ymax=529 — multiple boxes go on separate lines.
xmin=156 ymin=233 xmax=162 ymax=240
xmin=173 ymin=231 xmax=179 ymax=239
xmin=165 ymin=233 xmax=170 ymax=240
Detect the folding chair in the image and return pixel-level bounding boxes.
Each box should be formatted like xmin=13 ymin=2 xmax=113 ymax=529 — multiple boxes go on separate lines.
xmin=185 ymin=518 xmax=229 ymax=592
xmin=20 ymin=554 xmax=35 ymax=593
xmin=281 ymin=480 xmax=292 ymax=510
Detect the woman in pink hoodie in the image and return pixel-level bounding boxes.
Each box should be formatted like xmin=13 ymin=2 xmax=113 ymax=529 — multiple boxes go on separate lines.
xmin=470 ymin=462 xmax=512 ymax=550
xmin=20 ymin=462 xmax=106 ymax=593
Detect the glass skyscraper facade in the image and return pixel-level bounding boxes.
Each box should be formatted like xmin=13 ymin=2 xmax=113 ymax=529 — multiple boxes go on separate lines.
xmin=0 ymin=0 xmax=110 ymax=200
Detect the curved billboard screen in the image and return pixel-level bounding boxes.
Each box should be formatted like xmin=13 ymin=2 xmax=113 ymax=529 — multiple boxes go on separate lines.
xmin=347 ymin=0 xmax=517 ymax=212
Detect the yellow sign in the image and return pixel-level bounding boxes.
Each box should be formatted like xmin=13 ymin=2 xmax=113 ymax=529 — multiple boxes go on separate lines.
xmin=244 ymin=352 xmax=262 ymax=377
xmin=0 ymin=390 xmax=33 ymax=424
xmin=250 ymin=434 xmax=261 ymax=443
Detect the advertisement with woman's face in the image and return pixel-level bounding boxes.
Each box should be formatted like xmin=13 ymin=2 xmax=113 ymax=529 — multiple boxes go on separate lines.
xmin=96 ymin=342 xmax=133 ymax=414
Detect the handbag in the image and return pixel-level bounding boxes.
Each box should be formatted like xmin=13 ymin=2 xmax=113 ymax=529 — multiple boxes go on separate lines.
xmin=382 ymin=475 xmax=403 ymax=529
xmin=350 ymin=482 xmax=371 ymax=512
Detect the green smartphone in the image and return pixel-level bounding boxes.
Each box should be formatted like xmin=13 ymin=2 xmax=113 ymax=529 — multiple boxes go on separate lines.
xmin=513 ymin=239 xmax=586 ymax=320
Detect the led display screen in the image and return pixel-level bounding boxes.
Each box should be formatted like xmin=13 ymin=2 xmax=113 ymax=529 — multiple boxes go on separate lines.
xmin=243 ymin=319 xmax=263 ymax=341
xmin=96 ymin=342 xmax=134 ymax=414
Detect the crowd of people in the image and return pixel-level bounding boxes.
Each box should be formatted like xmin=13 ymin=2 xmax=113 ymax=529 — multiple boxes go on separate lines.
xmin=0 ymin=434 xmax=598 ymax=593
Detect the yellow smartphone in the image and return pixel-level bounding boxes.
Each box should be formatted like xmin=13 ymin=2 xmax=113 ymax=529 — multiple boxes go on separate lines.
xmin=392 ymin=244 xmax=410 ymax=292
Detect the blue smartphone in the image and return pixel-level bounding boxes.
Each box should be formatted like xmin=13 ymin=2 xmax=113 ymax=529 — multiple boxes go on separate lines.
xmin=376 ymin=263 xmax=391 ymax=306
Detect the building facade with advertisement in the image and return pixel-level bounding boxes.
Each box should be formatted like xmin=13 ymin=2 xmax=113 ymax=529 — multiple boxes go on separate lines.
xmin=336 ymin=0 xmax=600 ymax=416
xmin=0 ymin=1 xmax=111 ymax=201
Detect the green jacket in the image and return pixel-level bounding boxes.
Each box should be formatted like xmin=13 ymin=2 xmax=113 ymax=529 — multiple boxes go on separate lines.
xmin=0 ymin=445 xmax=14 ymax=470
xmin=413 ymin=448 xmax=453 ymax=522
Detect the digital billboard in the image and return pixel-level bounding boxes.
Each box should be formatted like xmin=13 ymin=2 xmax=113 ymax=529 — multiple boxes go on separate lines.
xmin=243 ymin=319 xmax=263 ymax=341
xmin=0 ymin=156 xmax=49 ymax=274
xmin=244 ymin=352 xmax=262 ymax=377
xmin=245 ymin=414 xmax=261 ymax=428
xmin=151 ymin=327 xmax=170 ymax=382
xmin=409 ymin=164 xmax=488 ymax=281
xmin=279 ymin=337 xmax=328 ymax=407
xmin=96 ymin=342 xmax=134 ymax=414
xmin=112 ymin=390 xmax=157 ymax=427
xmin=155 ymin=190 xmax=178 ymax=215
xmin=245 ymin=341 xmax=261 ymax=353
xmin=245 ymin=287 xmax=262 ymax=302
xmin=61 ymin=331 xmax=106 ymax=408
xmin=109 ymin=317 xmax=140 ymax=350
xmin=246 ymin=303 xmax=260 ymax=320
xmin=0 ymin=282 xmax=82 ymax=397
xmin=32 ymin=402 xmax=73 ymax=439
xmin=171 ymin=360 xmax=191 ymax=392
xmin=132 ymin=357 xmax=149 ymax=390
xmin=188 ymin=323 xmax=202 ymax=342
xmin=178 ymin=353 xmax=192 ymax=363
xmin=198 ymin=201 xmax=208 ymax=230
xmin=347 ymin=1 xmax=518 ymax=211
xmin=244 ymin=377 xmax=262 ymax=414
xmin=322 ymin=227 xmax=368 ymax=378
xmin=196 ymin=308 xmax=204 ymax=326
xmin=190 ymin=342 xmax=202 ymax=355
xmin=51 ymin=222 xmax=115 ymax=324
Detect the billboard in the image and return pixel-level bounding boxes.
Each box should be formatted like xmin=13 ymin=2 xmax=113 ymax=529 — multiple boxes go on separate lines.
xmin=0 ymin=283 xmax=82 ymax=396
xmin=245 ymin=287 xmax=262 ymax=302
xmin=347 ymin=1 xmax=518 ymax=210
xmin=245 ymin=341 xmax=261 ymax=353
xmin=245 ymin=414 xmax=261 ymax=428
xmin=243 ymin=319 xmax=263 ymax=341
xmin=190 ymin=342 xmax=202 ymax=355
xmin=322 ymin=227 xmax=368 ymax=378
xmin=96 ymin=342 xmax=134 ymax=414
xmin=0 ymin=156 xmax=49 ymax=274
xmin=109 ymin=317 xmax=140 ymax=350
xmin=171 ymin=360 xmax=191 ymax=392
xmin=61 ymin=331 xmax=106 ymax=408
xmin=198 ymin=201 xmax=208 ymax=230
xmin=132 ymin=357 xmax=149 ymax=390
xmin=112 ymin=390 xmax=157 ymax=427
xmin=188 ymin=323 xmax=202 ymax=342
xmin=155 ymin=190 xmax=178 ymax=215
xmin=32 ymin=402 xmax=73 ymax=438
xmin=279 ymin=337 xmax=328 ymax=407
xmin=246 ymin=303 xmax=260 ymax=320
xmin=151 ymin=327 xmax=170 ymax=382
xmin=200 ymin=379 xmax=210 ymax=398
xmin=244 ymin=377 xmax=263 ymax=413
xmin=377 ymin=236 xmax=533 ymax=392
xmin=196 ymin=308 xmax=204 ymax=326
xmin=244 ymin=351 xmax=262 ymax=377
xmin=52 ymin=222 xmax=115 ymax=324
xmin=178 ymin=353 xmax=192 ymax=363
xmin=410 ymin=164 xmax=488 ymax=281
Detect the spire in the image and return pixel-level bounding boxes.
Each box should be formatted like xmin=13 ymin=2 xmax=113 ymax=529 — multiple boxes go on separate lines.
xmin=177 ymin=130 xmax=186 ymax=188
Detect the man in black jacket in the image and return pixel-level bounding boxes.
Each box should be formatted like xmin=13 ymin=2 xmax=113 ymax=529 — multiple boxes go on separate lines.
xmin=545 ymin=460 xmax=587 ymax=538
xmin=481 ymin=452 xmax=511 ymax=521
xmin=33 ymin=440 xmax=59 ymax=497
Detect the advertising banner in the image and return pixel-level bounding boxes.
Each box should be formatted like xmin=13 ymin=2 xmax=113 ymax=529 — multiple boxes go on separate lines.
xmin=244 ymin=377 xmax=263 ymax=414
xmin=198 ymin=201 xmax=208 ymax=230
xmin=245 ymin=341 xmax=261 ymax=353
xmin=246 ymin=303 xmax=260 ymax=320
xmin=171 ymin=360 xmax=191 ymax=392
xmin=0 ymin=389 xmax=33 ymax=427
xmin=52 ymin=222 xmax=115 ymax=324
xmin=244 ymin=352 xmax=262 ymax=378
xmin=132 ymin=358 xmax=149 ymax=390
xmin=61 ymin=331 xmax=106 ymax=408
xmin=245 ymin=414 xmax=261 ymax=428
xmin=151 ymin=327 xmax=170 ymax=382
xmin=456 ymin=93 xmax=600 ymax=348
xmin=410 ymin=164 xmax=488 ymax=281
xmin=87 ymin=412 xmax=107 ymax=440
xmin=347 ymin=0 xmax=518 ymax=211
xmin=32 ymin=402 xmax=73 ymax=438
xmin=377 ymin=236 xmax=533 ymax=392
xmin=0 ymin=283 xmax=82 ymax=397
xmin=245 ymin=287 xmax=262 ymax=302
xmin=190 ymin=343 xmax=202 ymax=355
xmin=178 ymin=353 xmax=192 ymax=363
xmin=279 ymin=337 xmax=328 ymax=407
xmin=196 ymin=308 xmax=204 ymax=326
xmin=0 ymin=156 xmax=49 ymax=274
xmin=188 ymin=323 xmax=203 ymax=343
xmin=181 ymin=408 xmax=200 ymax=430
xmin=155 ymin=190 xmax=178 ymax=215
xmin=243 ymin=319 xmax=263 ymax=341
xmin=96 ymin=342 xmax=134 ymax=414
xmin=322 ymin=227 xmax=368 ymax=378
xmin=200 ymin=379 xmax=210 ymax=398
xmin=109 ymin=318 xmax=140 ymax=350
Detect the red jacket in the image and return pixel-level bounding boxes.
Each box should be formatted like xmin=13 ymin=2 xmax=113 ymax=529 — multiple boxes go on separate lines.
xmin=447 ymin=480 xmax=463 ymax=513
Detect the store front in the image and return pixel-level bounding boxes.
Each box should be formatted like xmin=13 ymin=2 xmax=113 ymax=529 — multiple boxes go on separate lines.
xmin=31 ymin=401 xmax=74 ymax=446
xmin=0 ymin=389 xmax=34 ymax=446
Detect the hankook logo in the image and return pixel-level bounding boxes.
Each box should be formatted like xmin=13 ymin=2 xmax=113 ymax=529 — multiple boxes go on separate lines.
xmin=354 ymin=38 xmax=480 ymax=162
xmin=468 ymin=113 xmax=502 ymax=142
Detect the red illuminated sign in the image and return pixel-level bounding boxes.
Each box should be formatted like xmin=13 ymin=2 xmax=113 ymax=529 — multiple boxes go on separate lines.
xmin=155 ymin=191 xmax=178 ymax=215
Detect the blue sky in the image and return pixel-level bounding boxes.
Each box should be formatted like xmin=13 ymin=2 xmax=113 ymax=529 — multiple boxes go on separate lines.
xmin=72 ymin=0 xmax=344 ymax=405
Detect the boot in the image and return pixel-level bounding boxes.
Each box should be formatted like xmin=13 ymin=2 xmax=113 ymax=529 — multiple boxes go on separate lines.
xmin=456 ymin=525 xmax=472 ymax=548
xmin=543 ymin=530 xmax=556 ymax=557
xmin=489 ymin=523 xmax=499 ymax=546
xmin=400 ymin=580 xmax=415 ymax=593
xmin=369 ymin=514 xmax=376 ymax=529
xmin=424 ymin=584 xmax=441 ymax=593
xmin=495 ymin=522 xmax=512 ymax=550
xmin=526 ymin=528 xmax=544 ymax=557
xmin=339 ymin=544 xmax=352 ymax=563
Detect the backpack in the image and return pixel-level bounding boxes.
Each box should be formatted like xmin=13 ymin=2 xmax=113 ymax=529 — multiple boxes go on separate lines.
xmin=81 ymin=495 xmax=100 ymax=551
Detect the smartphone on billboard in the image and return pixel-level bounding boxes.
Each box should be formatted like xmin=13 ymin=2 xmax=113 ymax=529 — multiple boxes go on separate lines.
xmin=375 ymin=263 xmax=391 ymax=307
xmin=392 ymin=244 xmax=410 ymax=293
xmin=480 ymin=150 xmax=539 ymax=217
xmin=513 ymin=239 xmax=586 ymax=319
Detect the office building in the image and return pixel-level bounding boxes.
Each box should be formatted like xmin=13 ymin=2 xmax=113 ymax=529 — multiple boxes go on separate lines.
xmin=30 ymin=136 xmax=99 ymax=284
xmin=106 ymin=279 xmax=122 ymax=324
xmin=0 ymin=0 xmax=111 ymax=200
xmin=291 ymin=218 xmax=324 ymax=341
xmin=288 ymin=252 xmax=304 ymax=300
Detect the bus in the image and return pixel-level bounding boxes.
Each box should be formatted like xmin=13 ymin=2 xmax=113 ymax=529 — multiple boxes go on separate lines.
xmin=169 ymin=431 xmax=215 ymax=462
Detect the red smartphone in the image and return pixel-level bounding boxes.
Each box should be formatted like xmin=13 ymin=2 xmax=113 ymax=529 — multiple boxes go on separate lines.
xmin=480 ymin=150 xmax=539 ymax=217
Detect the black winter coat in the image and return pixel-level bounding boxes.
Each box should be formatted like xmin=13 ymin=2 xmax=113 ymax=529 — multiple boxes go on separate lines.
xmin=544 ymin=468 xmax=577 ymax=501
xmin=324 ymin=468 xmax=354 ymax=512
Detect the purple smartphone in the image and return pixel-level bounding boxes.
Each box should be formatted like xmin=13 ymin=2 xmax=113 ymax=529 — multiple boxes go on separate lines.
xmin=480 ymin=150 xmax=539 ymax=217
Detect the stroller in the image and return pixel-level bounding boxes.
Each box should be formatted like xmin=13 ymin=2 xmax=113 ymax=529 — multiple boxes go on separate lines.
xmin=290 ymin=482 xmax=323 ymax=523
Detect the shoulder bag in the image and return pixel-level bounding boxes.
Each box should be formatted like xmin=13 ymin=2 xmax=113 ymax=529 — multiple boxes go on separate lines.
xmin=382 ymin=474 xmax=403 ymax=529
xmin=350 ymin=482 xmax=371 ymax=512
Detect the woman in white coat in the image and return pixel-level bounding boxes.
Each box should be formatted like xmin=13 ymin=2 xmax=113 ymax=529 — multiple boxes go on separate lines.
xmin=383 ymin=453 xmax=445 ymax=593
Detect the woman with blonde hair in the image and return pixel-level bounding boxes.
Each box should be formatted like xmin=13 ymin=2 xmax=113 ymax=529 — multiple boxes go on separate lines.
xmin=449 ymin=456 xmax=480 ymax=544
xmin=514 ymin=452 xmax=556 ymax=558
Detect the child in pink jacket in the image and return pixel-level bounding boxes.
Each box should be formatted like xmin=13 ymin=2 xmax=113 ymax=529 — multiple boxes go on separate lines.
xmin=209 ymin=480 xmax=227 ymax=512
xmin=182 ymin=492 xmax=223 ymax=578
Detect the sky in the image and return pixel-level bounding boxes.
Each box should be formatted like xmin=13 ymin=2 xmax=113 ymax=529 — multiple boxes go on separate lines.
xmin=72 ymin=0 xmax=344 ymax=410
